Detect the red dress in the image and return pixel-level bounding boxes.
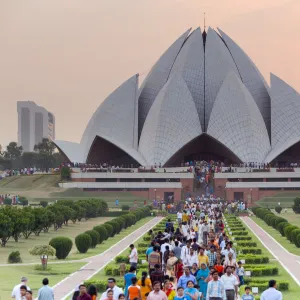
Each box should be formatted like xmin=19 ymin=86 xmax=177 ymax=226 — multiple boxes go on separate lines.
xmin=175 ymin=263 xmax=184 ymax=280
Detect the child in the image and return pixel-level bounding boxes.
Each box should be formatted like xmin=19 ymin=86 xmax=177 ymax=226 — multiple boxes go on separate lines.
xmin=242 ymin=286 xmax=255 ymax=300
xmin=174 ymin=287 xmax=187 ymax=300
xmin=169 ymin=276 xmax=177 ymax=290
xmin=237 ymin=261 xmax=245 ymax=285
xmin=127 ymin=277 xmax=141 ymax=300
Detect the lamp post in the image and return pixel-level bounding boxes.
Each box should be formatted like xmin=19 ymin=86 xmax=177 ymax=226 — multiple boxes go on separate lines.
xmin=250 ymin=188 xmax=253 ymax=203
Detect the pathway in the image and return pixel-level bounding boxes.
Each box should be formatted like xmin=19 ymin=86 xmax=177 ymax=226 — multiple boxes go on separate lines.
xmin=51 ymin=217 xmax=163 ymax=300
xmin=240 ymin=216 xmax=300 ymax=286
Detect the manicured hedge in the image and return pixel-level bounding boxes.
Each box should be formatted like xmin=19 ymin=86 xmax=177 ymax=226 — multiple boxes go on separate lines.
xmin=252 ymin=207 xmax=300 ymax=249
xmin=93 ymin=225 xmax=108 ymax=243
xmin=84 ymin=280 xmax=124 ymax=292
xmin=49 ymin=236 xmax=73 ymax=259
xmin=238 ymin=255 xmax=269 ymax=264
xmin=84 ymin=230 xmax=99 ymax=248
xmin=234 ymin=236 xmax=252 ymax=241
xmin=239 ymin=248 xmax=262 ymax=255
xmin=244 ymin=265 xmax=278 ymax=276
xmin=237 ymin=242 xmax=257 ymax=247
xmin=75 ymin=233 xmax=92 ymax=253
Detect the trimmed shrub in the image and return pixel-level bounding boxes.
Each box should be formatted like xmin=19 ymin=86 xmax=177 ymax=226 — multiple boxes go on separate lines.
xmin=115 ymin=255 xmax=129 ymax=263
xmin=8 ymin=251 xmax=22 ymax=263
xmin=49 ymin=237 xmax=73 ymax=259
xmin=75 ymin=234 xmax=92 ymax=253
xmin=275 ymin=206 xmax=282 ymax=214
xmin=237 ymin=242 xmax=257 ymax=247
xmin=277 ymin=222 xmax=290 ymax=236
xmin=238 ymin=255 xmax=269 ymax=264
xmin=4 ymin=198 xmax=12 ymax=205
xmin=121 ymin=205 xmax=130 ymax=211
xmin=296 ymin=234 xmax=300 ymax=248
xmin=291 ymin=228 xmax=300 ymax=246
xmin=234 ymin=236 xmax=252 ymax=241
xmin=239 ymin=248 xmax=262 ymax=255
xmin=84 ymin=280 xmax=124 ymax=293
xmin=93 ymin=225 xmax=108 ymax=243
xmin=18 ymin=197 xmax=28 ymax=206
xmin=284 ymin=225 xmax=298 ymax=241
xmin=40 ymin=200 xmax=48 ymax=208
xmin=84 ymin=230 xmax=100 ymax=248
xmin=103 ymin=223 xmax=114 ymax=238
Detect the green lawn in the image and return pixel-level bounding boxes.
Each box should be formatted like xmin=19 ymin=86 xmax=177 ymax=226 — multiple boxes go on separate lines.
xmin=257 ymin=192 xmax=300 ymax=208
xmin=241 ymin=218 xmax=300 ymax=298
xmin=0 ymin=217 xmax=112 ymax=264
xmin=250 ymin=214 xmax=300 ymax=256
xmin=273 ymin=208 xmax=300 ymax=227
xmin=0 ymin=262 xmax=85 ymax=300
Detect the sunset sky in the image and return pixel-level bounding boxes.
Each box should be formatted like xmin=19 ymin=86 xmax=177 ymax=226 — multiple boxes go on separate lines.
xmin=0 ymin=0 xmax=299 ymax=148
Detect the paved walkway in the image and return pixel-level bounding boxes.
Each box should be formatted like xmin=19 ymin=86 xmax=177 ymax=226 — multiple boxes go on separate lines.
xmin=50 ymin=217 xmax=163 ymax=300
xmin=241 ymin=216 xmax=300 ymax=286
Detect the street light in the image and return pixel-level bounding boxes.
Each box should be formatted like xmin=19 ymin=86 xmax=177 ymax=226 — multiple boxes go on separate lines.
xmin=250 ymin=188 xmax=253 ymax=203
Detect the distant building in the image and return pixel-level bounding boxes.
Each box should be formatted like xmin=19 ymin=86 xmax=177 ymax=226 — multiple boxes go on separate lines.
xmin=17 ymin=101 xmax=55 ymax=152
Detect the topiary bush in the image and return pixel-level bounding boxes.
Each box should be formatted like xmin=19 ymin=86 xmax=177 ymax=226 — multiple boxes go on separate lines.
xmin=93 ymin=225 xmax=108 ymax=243
xmin=4 ymin=198 xmax=12 ymax=205
xmin=84 ymin=230 xmax=99 ymax=248
xmin=40 ymin=200 xmax=48 ymax=208
xmin=49 ymin=236 xmax=73 ymax=259
xmin=8 ymin=251 xmax=22 ymax=263
xmin=275 ymin=206 xmax=283 ymax=214
xmin=103 ymin=223 xmax=114 ymax=237
xmin=291 ymin=228 xmax=300 ymax=246
xmin=277 ymin=222 xmax=290 ymax=236
xmin=284 ymin=225 xmax=298 ymax=241
xmin=75 ymin=233 xmax=92 ymax=253
xmin=121 ymin=205 xmax=130 ymax=211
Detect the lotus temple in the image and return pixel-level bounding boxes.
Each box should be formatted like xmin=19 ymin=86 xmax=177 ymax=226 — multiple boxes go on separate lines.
xmin=54 ymin=27 xmax=300 ymax=167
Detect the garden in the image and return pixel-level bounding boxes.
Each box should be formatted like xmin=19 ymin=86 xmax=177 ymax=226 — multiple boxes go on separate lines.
xmin=224 ymin=214 xmax=299 ymax=299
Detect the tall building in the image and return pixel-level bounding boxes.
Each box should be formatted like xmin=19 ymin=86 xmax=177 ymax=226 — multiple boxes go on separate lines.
xmin=17 ymin=101 xmax=55 ymax=152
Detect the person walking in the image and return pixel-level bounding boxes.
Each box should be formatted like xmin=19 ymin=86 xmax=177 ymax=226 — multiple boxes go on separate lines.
xmin=206 ymin=270 xmax=226 ymax=300
xmin=37 ymin=278 xmax=54 ymax=300
xmin=12 ymin=277 xmax=31 ymax=300
xmin=77 ymin=285 xmax=92 ymax=300
xmin=177 ymin=267 xmax=196 ymax=289
xmin=260 ymin=280 xmax=282 ymax=300
xmin=147 ymin=281 xmax=168 ymax=300
xmin=220 ymin=266 xmax=238 ymax=300
xmin=100 ymin=278 xmax=123 ymax=300
xmin=129 ymin=244 xmax=138 ymax=268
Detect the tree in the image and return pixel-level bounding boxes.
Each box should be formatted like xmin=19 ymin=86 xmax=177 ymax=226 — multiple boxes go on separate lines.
xmin=21 ymin=152 xmax=38 ymax=168
xmin=34 ymin=138 xmax=56 ymax=171
xmin=29 ymin=245 xmax=55 ymax=270
xmin=0 ymin=212 xmax=13 ymax=247
xmin=293 ymin=198 xmax=300 ymax=214
xmin=21 ymin=209 xmax=35 ymax=239
xmin=3 ymin=142 xmax=23 ymax=161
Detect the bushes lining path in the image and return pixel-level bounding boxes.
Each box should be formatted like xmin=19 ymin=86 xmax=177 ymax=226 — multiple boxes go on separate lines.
xmin=241 ymin=216 xmax=300 ymax=287
xmin=52 ymin=217 xmax=163 ymax=300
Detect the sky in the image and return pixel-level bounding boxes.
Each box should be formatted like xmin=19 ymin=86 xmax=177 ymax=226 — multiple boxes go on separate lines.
xmin=0 ymin=0 xmax=299 ymax=148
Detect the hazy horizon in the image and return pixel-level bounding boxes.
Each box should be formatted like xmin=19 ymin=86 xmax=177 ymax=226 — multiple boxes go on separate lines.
xmin=1 ymin=0 xmax=299 ymax=148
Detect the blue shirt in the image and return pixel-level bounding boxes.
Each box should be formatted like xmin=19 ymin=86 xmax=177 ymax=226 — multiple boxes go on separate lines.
xmin=174 ymin=297 xmax=187 ymax=300
xmin=37 ymin=285 xmax=54 ymax=300
xmin=177 ymin=274 xmax=196 ymax=289
xmin=146 ymin=247 xmax=154 ymax=256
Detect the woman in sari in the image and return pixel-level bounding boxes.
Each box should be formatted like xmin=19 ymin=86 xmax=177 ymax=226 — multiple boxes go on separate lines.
xmin=174 ymin=258 xmax=184 ymax=281
xmin=166 ymin=251 xmax=178 ymax=277
xmin=184 ymin=280 xmax=199 ymax=300
xmin=124 ymin=266 xmax=136 ymax=297
xmin=196 ymin=263 xmax=209 ymax=299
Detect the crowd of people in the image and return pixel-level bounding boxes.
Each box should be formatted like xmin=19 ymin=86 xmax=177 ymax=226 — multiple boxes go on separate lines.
xmin=11 ymin=199 xmax=282 ymax=300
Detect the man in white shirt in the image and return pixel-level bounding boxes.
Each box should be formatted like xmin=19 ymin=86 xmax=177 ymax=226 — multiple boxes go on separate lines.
xmin=221 ymin=266 xmax=238 ymax=300
xmin=181 ymin=241 xmax=192 ymax=264
xmin=161 ymin=239 xmax=173 ymax=255
xmin=12 ymin=277 xmax=30 ymax=300
xmin=260 ymin=280 xmax=282 ymax=300
xmin=177 ymin=211 xmax=182 ymax=224
xmin=100 ymin=278 xmax=123 ymax=300
xmin=128 ymin=244 xmax=138 ymax=268
xmin=184 ymin=248 xmax=198 ymax=267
